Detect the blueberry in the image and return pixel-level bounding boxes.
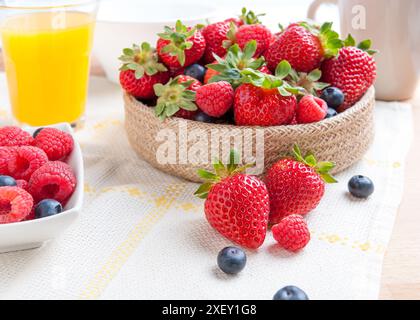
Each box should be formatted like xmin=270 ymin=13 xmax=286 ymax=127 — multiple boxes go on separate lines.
xmin=217 ymin=246 xmax=247 ymax=274
xmin=320 ymin=87 xmax=344 ymax=110
xmin=184 ymin=64 xmax=206 ymax=82
xmin=348 ymin=175 xmax=374 ymax=199
xmin=194 ymin=111 xmax=218 ymax=123
xmin=325 ymin=108 xmax=338 ymax=119
xmin=32 ymin=127 xmax=44 ymax=138
xmin=0 ymin=175 xmax=17 ymax=187
xmin=35 ymin=199 xmax=63 ymax=219
xmin=273 ymin=286 xmax=309 ymax=300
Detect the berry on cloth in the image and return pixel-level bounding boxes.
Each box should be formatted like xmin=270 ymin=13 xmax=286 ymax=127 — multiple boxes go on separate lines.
xmin=34 ymin=128 xmax=74 ymax=161
xmin=0 ymin=126 xmax=34 ymax=147
xmin=0 ymin=175 xmax=17 ymax=187
xmin=273 ymin=286 xmax=309 ymax=300
xmin=195 ymin=150 xmax=270 ymax=249
xmin=320 ymin=87 xmax=344 ymax=109
xmin=35 ymin=199 xmax=63 ymax=219
xmin=195 ymin=81 xmax=234 ymax=117
xmin=119 ymin=42 xmax=170 ymax=100
xmin=157 ymin=20 xmax=206 ymax=68
xmin=0 ymin=187 xmax=34 ymax=224
xmin=272 ymin=215 xmax=310 ymax=252
xmin=0 ymin=147 xmax=17 ymax=175
xmin=348 ymin=175 xmax=374 ymax=199
xmin=28 ymin=161 xmax=77 ymax=203
xmin=265 ymin=144 xmax=337 ymax=224
xmin=296 ymin=95 xmax=328 ymax=124
xmin=8 ymin=146 xmax=48 ymax=181
xmin=217 ymin=246 xmax=247 ymax=275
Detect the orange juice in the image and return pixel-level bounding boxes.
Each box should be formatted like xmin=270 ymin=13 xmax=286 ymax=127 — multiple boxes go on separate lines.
xmin=1 ymin=12 xmax=95 ymax=126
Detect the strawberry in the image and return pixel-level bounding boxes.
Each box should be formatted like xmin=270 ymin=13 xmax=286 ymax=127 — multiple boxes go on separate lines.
xmin=195 ymin=150 xmax=269 ymax=249
xmin=157 ymin=20 xmax=206 ymax=69
xmin=321 ymin=36 xmax=377 ymax=111
xmin=196 ymin=81 xmax=234 ymax=118
xmin=235 ymin=24 xmax=273 ymax=57
xmin=265 ymin=22 xmax=342 ymax=73
xmin=265 ymin=145 xmax=337 ymax=224
xmin=205 ymin=40 xmax=266 ymax=88
xmin=202 ymin=21 xmax=231 ymax=64
xmin=296 ymin=95 xmax=328 ymax=124
xmin=153 ymin=75 xmax=200 ymax=120
xmin=233 ymin=60 xmax=300 ymax=126
xmin=119 ymin=42 xmax=170 ymax=99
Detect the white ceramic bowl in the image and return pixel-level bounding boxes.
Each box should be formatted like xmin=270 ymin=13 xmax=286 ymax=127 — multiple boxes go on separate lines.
xmin=0 ymin=123 xmax=84 ymax=253
xmin=93 ymin=0 xmax=221 ymax=83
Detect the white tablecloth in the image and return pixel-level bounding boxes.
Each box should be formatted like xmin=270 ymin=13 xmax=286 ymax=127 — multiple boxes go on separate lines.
xmin=0 ymin=74 xmax=413 ymax=300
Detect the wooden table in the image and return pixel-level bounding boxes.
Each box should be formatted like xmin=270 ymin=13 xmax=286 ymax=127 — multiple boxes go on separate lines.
xmin=1 ymin=55 xmax=419 ymax=299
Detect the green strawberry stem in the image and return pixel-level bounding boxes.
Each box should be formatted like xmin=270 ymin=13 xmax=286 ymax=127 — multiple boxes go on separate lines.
xmin=292 ymin=144 xmax=338 ymax=183
xmin=194 ymin=149 xmax=255 ymax=199
xmin=153 ymin=76 xmax=197 ymax=121
xmin=287 ymin=68 xmax=330 ymax=96
xmin=239 ymin=7 xmax=266 ymax=25
xmin=343 ymin=34 xmax=378 ymax=55
xmin=300 ymin=21 xmax=343 ymax=58
xmin=119 ymin=42 xmax=168 ymax=79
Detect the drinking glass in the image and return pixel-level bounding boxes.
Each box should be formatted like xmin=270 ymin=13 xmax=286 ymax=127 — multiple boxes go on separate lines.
xmin=0 ymin=0 xmax=99 ymax=127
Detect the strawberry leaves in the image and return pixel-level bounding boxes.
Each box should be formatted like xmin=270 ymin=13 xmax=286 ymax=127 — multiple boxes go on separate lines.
xmin=239 ymin=7 xmax=266 ymax=25
xmin=119 ymin=42 xmax=168 ymax=79
xmin=153 ymin=76 xmax=197 ymax=121
xmin=292 ymin=144 xmax=338 ymax=183
xmin=194 ymin=149 xmax=255 ymax=199
xmin=287 ymin=68 xmax=330 ymax=96
xmin=343 ymin=34 xmax=377 ymax=55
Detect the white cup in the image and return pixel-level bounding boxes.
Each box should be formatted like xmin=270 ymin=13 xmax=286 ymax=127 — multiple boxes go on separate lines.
xmin=308 ymin=0 xmax=420 ymax=101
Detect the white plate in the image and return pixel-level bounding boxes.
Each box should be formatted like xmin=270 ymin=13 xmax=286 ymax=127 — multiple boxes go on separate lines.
xmin=0 ymin=123 xmax=84 ymax=253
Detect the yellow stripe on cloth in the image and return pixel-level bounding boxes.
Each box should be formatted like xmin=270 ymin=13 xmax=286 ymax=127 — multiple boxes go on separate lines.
xmin=79 ymin=182 xmax=186 ymax=299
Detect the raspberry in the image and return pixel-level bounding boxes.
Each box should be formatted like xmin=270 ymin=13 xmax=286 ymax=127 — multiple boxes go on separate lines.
xmin=296 ymin=95 xmax=328 ymax=124
xmin=16 ymin=179 xmax=29 ymax=191
xmin=0 ymin=147 xmax=17 ymax=175
xmin=9 ymin=146 xmax=48 ymax=181
xmin=0 ymin=187 xmax=34 ymax=224
xmin=272 ymin=215 xmax=310 ymax=252
xmin=0 ymin=126 xmax=34 ymax=147
xmin=28 ymin=161 xmax=76 ymax=203
xmin=34 ymin=128 xmax=74 ymax=161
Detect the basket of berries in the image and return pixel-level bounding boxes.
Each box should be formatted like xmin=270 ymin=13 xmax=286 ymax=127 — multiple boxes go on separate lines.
xmin=121 ymin=9 xmax=377 ymax=183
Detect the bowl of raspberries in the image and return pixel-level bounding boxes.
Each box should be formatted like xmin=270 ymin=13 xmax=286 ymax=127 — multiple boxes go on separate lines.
xmin=0 ymin=123 xmax=83 ymax=253
xmin=121 ymin=8 xmax=377 ymax=182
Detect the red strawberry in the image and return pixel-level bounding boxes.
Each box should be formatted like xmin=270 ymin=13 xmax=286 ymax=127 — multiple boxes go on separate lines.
xmin=119 ymin=42 xmax=170 ymax=99
xmin=157 ymin=20 xmax=206 ymax=69
xmin=265 ymin=22 xmax=342 ymax=73
xmin=296 ymin=95 xmax=328 ymax=124
xmin=265 ymin=145 xmax=337 ymax=224
xmin=236 ymin=24 xmax=273 ymax=57
xmin=202 ymin=22 xmax=231 ymax=64
xmin=195 ymin=150 xmax=269 ymax=249
xmin=153 ymin=75 xmax=200 ymax=120
xmin=196 ymin=81 xmax=234 ymax=117
xmin=234 ymin=84 xmax=297 ymax=126
xmin=321 ymin=39 xmax=376 ymax=110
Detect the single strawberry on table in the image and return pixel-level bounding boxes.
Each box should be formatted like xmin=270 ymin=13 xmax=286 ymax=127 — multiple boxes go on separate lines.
xmin=195 ymin=81 xmax=234 ymax=118
xmin=119 ymin=42 xmax=170 ymax=100
xmin=233 ymin=60 xmax=301 ymax=126
xmin=265 ymin=22 xmax=343 ymax=73
xmin=195 ymin=150 xmax=270 ymax=249
xmin=265 ymin=144 xmax=337 ymax=224
xmin=157 ymin=20 xmax=206 ymax=69
xmin=321 ymin=35 xmax=377 ymax=111
xmin=153 ymin=75 xmax=200 ymax=120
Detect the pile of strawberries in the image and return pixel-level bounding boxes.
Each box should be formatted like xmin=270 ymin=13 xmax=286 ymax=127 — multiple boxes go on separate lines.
xmin=195 ymin=145 xmax=337 ymax=251
xmin=0 ymin=126 xmax=76 ymax=224
xmin=119 ymin=8 xmax=376 ymax=125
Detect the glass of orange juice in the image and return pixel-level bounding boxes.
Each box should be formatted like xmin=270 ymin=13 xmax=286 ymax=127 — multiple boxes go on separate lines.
xmin=0 ymin=0 xmax=99 ymax=127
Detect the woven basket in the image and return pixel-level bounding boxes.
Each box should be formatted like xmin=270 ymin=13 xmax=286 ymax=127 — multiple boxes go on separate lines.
xmin=124 ymin=86 xmax=375 ymax=183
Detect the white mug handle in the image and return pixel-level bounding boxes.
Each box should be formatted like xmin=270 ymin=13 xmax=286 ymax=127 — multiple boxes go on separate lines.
xmin=307 ymin=0 xmax=338 ymax=20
